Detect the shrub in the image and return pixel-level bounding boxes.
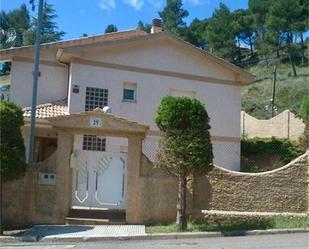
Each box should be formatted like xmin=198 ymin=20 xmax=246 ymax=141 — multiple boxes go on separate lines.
xmin=155 ymin=96 xmax=213 ymax=231
xmin=0 ymin=101 xmax=26 ymax=182
xmin=241 ymin=137 xmax=304 ymax=172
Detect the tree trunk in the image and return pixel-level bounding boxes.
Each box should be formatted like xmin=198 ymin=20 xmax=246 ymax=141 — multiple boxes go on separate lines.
xmin=0 ymin=177 xmax=3 ymax=235
xmin=287 ymin=32 xmax=297 ymax=77
xmin=300 ymin=33 xmax=306 ymax=65
xmin=249 ymin=36 xmax=254 ymax=58
xmin=176 ymin=174 xmax=187 ymax=231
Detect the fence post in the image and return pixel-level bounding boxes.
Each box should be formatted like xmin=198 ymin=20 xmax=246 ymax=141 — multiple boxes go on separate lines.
xmin=287 ymin=110 xmax=290 ymax=139
xmin=242 ymin=111 xmax=246 ymax=139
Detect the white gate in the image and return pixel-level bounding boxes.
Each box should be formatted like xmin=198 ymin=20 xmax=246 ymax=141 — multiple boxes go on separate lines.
xmin=71 ymin=150 xmax=127 ymax=209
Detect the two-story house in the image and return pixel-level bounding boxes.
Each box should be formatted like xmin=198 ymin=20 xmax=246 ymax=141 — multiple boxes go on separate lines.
xmin=1 ymin=21 xmax=254 ymax=224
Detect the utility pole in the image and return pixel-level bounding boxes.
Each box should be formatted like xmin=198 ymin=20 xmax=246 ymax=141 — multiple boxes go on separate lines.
xmin=28 ymin=0 xmax=44 ymax=163
xmin=271 ymin=65 xmax=277 ymax=118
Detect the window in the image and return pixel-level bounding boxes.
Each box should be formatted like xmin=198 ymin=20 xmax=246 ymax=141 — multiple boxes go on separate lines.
xmin=85 ymin=87 xmax=108 ymax=111
xmin=123 ymin=82 xmax=136 ymax=102
xmin=83 ymin=135 xmax=106 ymax=151
xmin=169 ymin=88 xmax=196 ymax=98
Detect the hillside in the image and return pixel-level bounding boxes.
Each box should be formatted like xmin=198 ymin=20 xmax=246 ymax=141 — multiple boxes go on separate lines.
xmin=241 ymin=63 xmax=309 ymax=119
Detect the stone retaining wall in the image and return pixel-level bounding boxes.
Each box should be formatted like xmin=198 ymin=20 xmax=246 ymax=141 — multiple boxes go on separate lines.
xmin=139 ymin=152 xmax=308 ymax=224
xmin=3 ymin=150 xmax=308 ymax=226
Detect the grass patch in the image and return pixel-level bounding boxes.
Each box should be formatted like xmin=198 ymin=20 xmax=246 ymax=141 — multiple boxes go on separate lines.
xmin=146 ymin=216 xmax=309 ymax=233
xmin=241 ymin=63 xmax=308 ymax=119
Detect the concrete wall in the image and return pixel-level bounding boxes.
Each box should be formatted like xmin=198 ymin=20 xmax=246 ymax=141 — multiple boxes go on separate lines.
xmin=68 ymin=61 xmax=241 ymax=170
xmin=9 ymin=57 xmax=68 ymax=108
xmin=241 ymin=110 xmax=305 ymax=140
xmin=81 ymin=40 xmax=236 ymax=81
xmin=2 ymin=133 xmax=73 ymax=226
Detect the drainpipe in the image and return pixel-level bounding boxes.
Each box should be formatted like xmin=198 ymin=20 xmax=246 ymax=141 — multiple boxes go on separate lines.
xmin=56 ymin=49 xmax=70 ymax=104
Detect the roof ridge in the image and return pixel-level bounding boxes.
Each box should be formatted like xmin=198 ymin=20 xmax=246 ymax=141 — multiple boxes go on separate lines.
xmin=1 ymin=29 xmax=147 ymax=52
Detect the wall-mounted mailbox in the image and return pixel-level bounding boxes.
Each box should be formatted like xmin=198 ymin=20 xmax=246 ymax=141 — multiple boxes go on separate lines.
xmin=72 ymin=84 xmax=80 ymax=94
xmin=38 ymin=172 xmax=56 ymax=185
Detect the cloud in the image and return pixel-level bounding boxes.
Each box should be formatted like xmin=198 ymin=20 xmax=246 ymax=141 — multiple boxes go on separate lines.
xmin=186 ymin=0 xmax=202 ymax=5
xmin=125 ymin=0 xmax=144 ymax=10
xmin=147 ymin=0 xmax=163 ymax=9
xmin=99 ymin=0 xmax=116 ymax=10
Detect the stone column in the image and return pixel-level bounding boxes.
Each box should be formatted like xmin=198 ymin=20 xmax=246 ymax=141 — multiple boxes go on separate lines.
xmin=54 ymin=131 xmax=73 ymax=223
xmin=126 ymin=135 xmax=143 ymax=224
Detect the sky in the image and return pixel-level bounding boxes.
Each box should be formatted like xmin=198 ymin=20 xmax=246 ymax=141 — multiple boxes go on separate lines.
xmin=1 ymin=0 xmax=248 ymax=40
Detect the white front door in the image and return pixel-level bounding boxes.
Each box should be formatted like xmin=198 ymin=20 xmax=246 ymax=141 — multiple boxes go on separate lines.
xmin=71 ymin=150 xmax=127 ymax=209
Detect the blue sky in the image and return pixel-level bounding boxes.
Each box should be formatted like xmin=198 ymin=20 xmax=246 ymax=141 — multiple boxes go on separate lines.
xmin=2 ymin=0 xmax=248 ymax=40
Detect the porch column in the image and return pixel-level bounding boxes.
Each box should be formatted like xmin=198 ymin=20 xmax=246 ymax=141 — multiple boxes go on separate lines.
xmin=54 ymin=131 xmax=73 ymax=222
xmin=126 ymin=135 xmax=143 ymax=224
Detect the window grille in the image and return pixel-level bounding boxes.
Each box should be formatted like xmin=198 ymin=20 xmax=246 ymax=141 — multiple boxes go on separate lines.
xmin=83 ymin=135 xmax=106 ymax=151
xmin=85 ymin=87 xmax=108 ymax=111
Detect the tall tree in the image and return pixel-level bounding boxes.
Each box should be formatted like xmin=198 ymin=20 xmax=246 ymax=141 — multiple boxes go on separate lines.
xmin=205 ymin=3 xmax=237 ymax=62
xmin=232 ymin=9 xmax=256 ymax=59
xmin=158 ymin=0 xmax=189 ymax=36
xmin=23 ymin=3 xmax=65 ymax=45
xmin=0 ymin=4 xmax=30 ymax=48
xmin=7 ymin=4 xmax=30 ymax=47
xmin=267 ymin=0 xmax=302 ymax=76
xmin=155 ymin=96 xmax=213 ymax=231
xmin=137 ymin=20 xmax=151 ymax=33
xmin=0 ymin=11 xmax=10 ymax=49
xmin=184 ymin=18 xmax=207 ymax=49
xmin=104 ymin=24 xmax=118 ymax=33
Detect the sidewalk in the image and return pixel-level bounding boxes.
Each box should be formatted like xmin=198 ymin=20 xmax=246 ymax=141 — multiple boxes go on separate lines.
xmin=0 ymin=225 xmax=308 ymax=243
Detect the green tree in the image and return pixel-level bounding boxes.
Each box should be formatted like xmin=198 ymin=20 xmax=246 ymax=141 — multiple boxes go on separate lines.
xmin=0 ymin=11 xmax=10 ymax=48
xmin=104 ymin=24 xmax=118 ymax=33
xmin=158 ymin=0 xmax=189 ymax=36
xmin=266 ymin=0 xmax=301 ymax=76
xmin=0 ymin=4 xmax=30 ymax=48
xmin=155 ymin=96 xmax=213 ymax=231
xmin=184 ymin=18 xmax=207 ymax=49
xmin=205 ymin=3 xmax=237 ymax=62
xmin=0 ymin=101 xmax=26 ymax=182
xmin=0 ymin=101 xmax=26 ymax=234
xmin=232 ymin=9 xmax=256 ymax=59
xmin=249 ymin=0 xmax=271 ymax=38
xmin=23 ymin=3 xmax=65 ymax=45
xmin=137 ymin=20 xmax=151 ymax=33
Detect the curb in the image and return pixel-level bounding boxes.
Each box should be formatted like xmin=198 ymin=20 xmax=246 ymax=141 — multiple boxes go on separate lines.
xmin=1 ymin=228 xmax=308 ymax=243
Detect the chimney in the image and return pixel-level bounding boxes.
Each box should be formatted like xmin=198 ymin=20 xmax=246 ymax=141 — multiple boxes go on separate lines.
xmin=151 ymin=18 xmax=162 ymax=34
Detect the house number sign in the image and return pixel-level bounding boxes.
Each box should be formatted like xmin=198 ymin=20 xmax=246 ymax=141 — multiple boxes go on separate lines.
xmin=90 ymin=117 xmax=103 ymax=127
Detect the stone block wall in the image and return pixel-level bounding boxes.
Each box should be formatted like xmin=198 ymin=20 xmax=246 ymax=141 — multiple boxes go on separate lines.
xmin=194 ymin=152 xmax=308 ymax=213
xmin=2 ymin=153 xmax=63 ymax=226
xmin=139 ymin=152 xmax=308 ymax=224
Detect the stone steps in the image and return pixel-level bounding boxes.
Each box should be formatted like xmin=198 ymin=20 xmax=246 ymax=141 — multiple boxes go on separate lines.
xmin=65 ymin=208 xmax=126 ymax=225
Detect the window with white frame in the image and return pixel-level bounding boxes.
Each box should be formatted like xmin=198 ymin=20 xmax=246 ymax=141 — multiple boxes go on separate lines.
xmin=83 ymin=135 xmax=106 ymax=151
xmin=123 ymin=82 xmax=137 ymax=102
xmin=85 ymin=87 xmax=108 ymax=111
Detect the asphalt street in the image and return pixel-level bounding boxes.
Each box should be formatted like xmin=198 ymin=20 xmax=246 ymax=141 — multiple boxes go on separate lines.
xmin=1 ymin=232 xmax=308 ymax=249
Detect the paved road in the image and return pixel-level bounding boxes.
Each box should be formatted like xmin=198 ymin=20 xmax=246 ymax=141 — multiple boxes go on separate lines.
xmin=1 ymin=233 xmax=308 ymax=249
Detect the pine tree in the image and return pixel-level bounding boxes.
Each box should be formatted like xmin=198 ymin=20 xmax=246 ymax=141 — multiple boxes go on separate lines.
xmin=184 ymin=18 xmax=207 ymax=49
xmin=0 ymin=4 xmax=30 ymax=48
xmin=137 ymin=21 xmax=151 ymax=33
xmin=23 ymin=3 xmax=65 ymax=45
xmin=158 ymin=0 xmax=189 ymax=36
xmin=205 ymin=3 xmax=237 ymax=62
xmin=104 ymin=24 xmax=118 ymax=33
